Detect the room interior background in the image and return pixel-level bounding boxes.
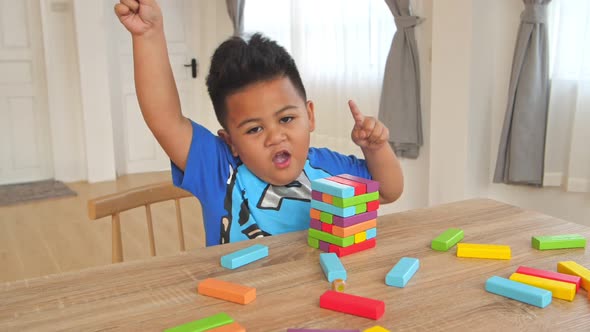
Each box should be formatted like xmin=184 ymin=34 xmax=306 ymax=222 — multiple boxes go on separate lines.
xmin=1 ymin=0 xmax=588 ymax=227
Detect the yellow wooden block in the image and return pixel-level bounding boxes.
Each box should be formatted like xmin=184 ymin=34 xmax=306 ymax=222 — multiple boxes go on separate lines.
xmin=557 ymin=261 xmax=590 ymax=291
xmin=354 ymin=231 xmax=367 ymax=244
xmin=509 ymin=272 xmax=576 ymax=301
xmin=456 ymin=243 xmax=511 ymax=260
xmin=364 ymin=326 xmax=390 ymax=332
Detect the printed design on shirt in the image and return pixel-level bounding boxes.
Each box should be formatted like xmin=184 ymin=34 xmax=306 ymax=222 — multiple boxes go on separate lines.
xmin=220 ymin=164 xmax=237 ymax=244
xmin=256 ymin=172 xmax=312 ymax=210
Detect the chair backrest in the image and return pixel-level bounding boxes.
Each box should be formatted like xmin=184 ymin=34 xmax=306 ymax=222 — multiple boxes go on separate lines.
xmin=88 ymin=182 xmax=193 ymax=263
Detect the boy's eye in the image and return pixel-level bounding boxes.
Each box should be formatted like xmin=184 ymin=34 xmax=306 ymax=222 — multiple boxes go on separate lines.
xmin=246 ymin=126 xmax=262 ymax=134
xmin=280 ymin=116 xmax=294 ymax=124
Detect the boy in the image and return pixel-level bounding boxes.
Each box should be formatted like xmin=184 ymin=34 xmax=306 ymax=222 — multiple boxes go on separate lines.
xmin=114 ymin=0 xmax=403 ymax=246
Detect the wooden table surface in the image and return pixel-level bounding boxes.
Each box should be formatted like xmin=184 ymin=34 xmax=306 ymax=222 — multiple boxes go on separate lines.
xmin=1 ymin=199 xmax=589 ymax=331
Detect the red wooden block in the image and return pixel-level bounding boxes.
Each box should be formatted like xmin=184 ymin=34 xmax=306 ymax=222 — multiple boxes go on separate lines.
xmin=366 ymin=200 xmax=380 ymax=212
xmin=330 ymin=238 xmax=376 ymax=257
xmin=516 ymin=266 xmax=582 ymax=292
xmin=327 ymin=176 xmax=366 ymax=195
xmin=337 ymin=174 xmax=379 ymax=193
xmin=321 ymin=222 xmax=333 ymax=234
xmin=319 ymin=290 xmax=385 ymax=320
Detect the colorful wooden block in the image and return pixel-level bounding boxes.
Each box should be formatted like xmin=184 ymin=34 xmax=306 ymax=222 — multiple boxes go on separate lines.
xmin=363 ymin=327 xmax=390 ymax=332
xmin=385 ymin=257 xmax=420 ymax=288
xmin=431 ymin=228 xmax=464 ymax=251
xmin=355 ymin=203 xmax=368 ymax=214
xmin=311 ymin=190 xmax=323 ymax=201
xmin=327 ymin=175 xmax=367 ymax=195
xmin=365 ymin=227 xmax=377 ymax=240
xmin=197 ymin=278 xmax=256 ymax=305
xmin=330 ymin=238 xmax=376 ymax=257
xmin=164 ymin=312 xmax=233 ymax=332
xmin=309 ymin=228 xmax=355 ymax=247
xmin=311 ymin=178 xmax=355 ymax=198
xmin=287 ymin=329 xmax=360 ymax=332
xmin=331 ymin=219 xmax=377 ymax=238
xmin=220 ymin=244 xmax=268 ymax=269
xmin=532 ymin=234 xmax=586 ymax=250
xmin=332 ymin=279 xmax=346 ymax=292
xmin=310 ymin=208 xmax=322 ymax=220
xmin=206 ymin=322 xmax=246 ymax=332
xmin=332 ymin=211 xmax=377 ymax=227
xmin=320 ymin=211 xmax=333 ymax=224
xmin=311 ymin=200 xmax=357 ymax=218
xmin=322 ymin=193 xmax=334 ymax=204
xmin=308 ymin=236 xmax=319 ymax=249
xmin=366 ymin=200 xmax=379 ymax=212
xmin=557 ymin=261 xmax=590 ymax=291
xmin=336 ymin=174 xmax=379 ymax=193
xmin=332 ymin=191 xmax=379 ymax=208
xmin=516 ymin=266 xmax=581 ymax=292
xmin=456 ymin=243 xmax=511 ymax=260
xmin=354 ymin=231 xmax=367 ymax=244
xmin=321 ymin=222 xmax=333 ymax=233
xmin=509 ymin=273 xmax=576 ymax=301
xmin=320 ymin=253 xmax=347 ymax=282
xmin=319 ymin=290 xmax=385 ymax=320
xmin=485 ymin=276 xmax=551 ymax=308
xmin=319 ymin=240 xmax=331 ymax=252
xmin=310 ymin=218 xmax=323 ymax=230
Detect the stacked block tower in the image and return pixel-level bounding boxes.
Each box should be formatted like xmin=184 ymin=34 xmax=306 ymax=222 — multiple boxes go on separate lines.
xmin=308 ymin=174 xmax=379 ymax=257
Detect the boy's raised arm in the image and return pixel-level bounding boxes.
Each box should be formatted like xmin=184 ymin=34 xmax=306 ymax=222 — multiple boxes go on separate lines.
xmin=348 ymin=100 xmax=404 ymax=204
xmin=115 ymin=0 xmax=192 ymax=170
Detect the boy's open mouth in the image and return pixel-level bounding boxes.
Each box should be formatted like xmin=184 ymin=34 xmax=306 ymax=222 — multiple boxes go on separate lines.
xmin=272 ymin=150 xmax=291 ymax=169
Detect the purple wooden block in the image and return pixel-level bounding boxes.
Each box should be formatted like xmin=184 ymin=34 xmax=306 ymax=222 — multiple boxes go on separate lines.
xmin=332 ymin=210 xmax=378 ymax=227
xmin=319 ymin=240 xmax=331 ymax=252
xmin=337 ymin=174 xmax=379 ymax=193
xmin=312 ymin=190 xmax=323 ymax=201
xmin=287 ymin=329 xmax=360 ymax=332
xmin=310 ymin=218 xmax=323 ymax=230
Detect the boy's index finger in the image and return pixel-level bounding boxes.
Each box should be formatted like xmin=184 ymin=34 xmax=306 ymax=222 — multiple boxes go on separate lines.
xmin=348 ymin=100 xmax=364 ymax=126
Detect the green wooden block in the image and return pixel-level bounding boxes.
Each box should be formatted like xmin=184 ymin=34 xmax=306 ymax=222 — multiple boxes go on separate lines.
xmin=332 ymin=191 xmax=379 ymax=208
xmin=431 ymin=228 xmax=464 ymax=251
xmin=308 ymin=228 xmax=355 ymax=247
xmin=355 ymin=202 xmax=367 ymax=214
xmin=164 ymin=313 xmax=233 ymax=332
xmin=308 ymin=236 xmax=320 ymax=248
xmin=531 ymin=234 xmax=586 ymax=250
xmin=320 ymin=211 xmax=333 ymax=224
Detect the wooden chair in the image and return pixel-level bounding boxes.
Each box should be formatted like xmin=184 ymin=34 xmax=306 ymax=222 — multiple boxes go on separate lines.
xmin=88 ymin=182 xmax=193 ymax=263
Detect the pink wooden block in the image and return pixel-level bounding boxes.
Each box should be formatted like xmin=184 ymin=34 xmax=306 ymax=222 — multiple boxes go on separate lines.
xmin=516 ymin=266 xmax=582 ymax=292
xmin=337 ymin=174 xmax=379 ymax=193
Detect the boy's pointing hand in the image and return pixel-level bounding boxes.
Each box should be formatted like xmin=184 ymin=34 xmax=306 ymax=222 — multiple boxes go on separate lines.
xmin=114 ymin=0 xmax=163 ymax=36
xmin=349 ymin=100 xmax=390 ymax=151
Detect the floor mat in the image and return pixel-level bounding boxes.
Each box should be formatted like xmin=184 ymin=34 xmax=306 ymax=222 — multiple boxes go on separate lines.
xmin=0 ymin=180 xmax=77 ymax=207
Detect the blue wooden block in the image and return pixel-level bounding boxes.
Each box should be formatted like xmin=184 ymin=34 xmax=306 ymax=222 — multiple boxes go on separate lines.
xmin=220 ymin=244 xmax=269 ymax=270
xmin=365 ymin=227 xmax=377 ymax=240
xmin=385 ymin=257 xmax=420 ymax=288
xmin=319 ymin=253 xmax=347 ymax=282
xmin=311 ymin=178 xmax=355 ymax=198
xmin=485 ymin=276 xmax=552 ymax=308
xmin=311 ymin=200 xmax=356 ymax=218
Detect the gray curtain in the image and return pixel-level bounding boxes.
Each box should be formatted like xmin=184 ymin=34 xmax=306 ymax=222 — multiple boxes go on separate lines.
xmin=226 ymin=0 xmax=245 ymax=36
xmin=494 ymin=0 xmax=551 ymax=186
xmin=378 ymin=0 xmax=423 ymax=159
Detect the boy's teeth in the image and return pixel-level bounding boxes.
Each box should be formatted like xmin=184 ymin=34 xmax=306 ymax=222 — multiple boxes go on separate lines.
xmin=274 ymin=152 xmax=288 ymax=163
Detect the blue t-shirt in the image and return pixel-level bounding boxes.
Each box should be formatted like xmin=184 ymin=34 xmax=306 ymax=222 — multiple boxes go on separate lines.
xmin=172 ymin=121 xmax=371 ymax=246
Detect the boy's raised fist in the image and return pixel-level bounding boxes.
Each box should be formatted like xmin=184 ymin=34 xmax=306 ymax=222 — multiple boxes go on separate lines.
xmin=114 ymin=0 xmax=163 ymax=36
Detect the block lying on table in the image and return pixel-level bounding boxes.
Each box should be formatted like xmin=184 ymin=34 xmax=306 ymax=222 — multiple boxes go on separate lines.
xmin=509 ymin=273 xmax=576 ymax=301
xmin=363 ymin=327 xmax=390 ymax=332
xmin=385 ymin=257 xmax=420 ymax=288
xmin=319 ymin=290 xmax=385 ymax=320
xmin=320 ymin=252 xmax=347 ymax=282
xmin=516 ymin=266 xmax=581 ymax=292
xmin=220 ymin=244 xmax=268 ymax=270
xmin=431 ymin=228 xmax=464 ymax=251
xmin=485 ymin=276 xmax=552 ymax=308
xmin=456 ymin=243 xmax=511 ymax=260
xmin=197 ymin=278 xmax=256 ymax=305
xmin=531 ymin=234 xmax=586 ymax=250
xmin=164 ymin=312 xmax=233 ymax=332
xmin=557 ymin=261 xmax=590 ymax=291
xmin=207 ymin=322 xmax=246 ymax=332
xmin=287 ymin=329 xmax=360 ymax=332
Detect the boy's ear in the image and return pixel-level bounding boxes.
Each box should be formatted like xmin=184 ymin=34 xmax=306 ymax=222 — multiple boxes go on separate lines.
xmin=217 ymin=129 xmax=239 ymax=157
xmin=306 ymin=100 xmax=316 ymax=132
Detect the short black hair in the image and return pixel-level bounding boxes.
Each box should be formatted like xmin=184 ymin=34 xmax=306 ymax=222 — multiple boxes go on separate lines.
xmin=206 ymin=33 xmax=307 ymax=129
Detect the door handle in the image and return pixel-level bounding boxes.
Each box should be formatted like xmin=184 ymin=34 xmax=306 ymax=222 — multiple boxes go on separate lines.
xmin=184 ymin=58 xmax=198 ymax=78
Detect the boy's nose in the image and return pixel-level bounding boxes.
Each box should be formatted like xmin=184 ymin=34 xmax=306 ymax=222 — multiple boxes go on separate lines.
xmin=265 ymin=126 xmax=286 ymax=146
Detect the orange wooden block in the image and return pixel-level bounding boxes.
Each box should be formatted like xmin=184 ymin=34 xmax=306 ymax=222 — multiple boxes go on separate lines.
xmin=332 ymin=219 xmax=377 ymax=237
xmin=322 ymin=193 xmax=334 ymax=204
xmin=310 ymin=208 xmax=321 ymax=220
xmin=197 ymin=278 xmax=256 ymax=305
xmin=207 ymin=322 xmax=246 ymax=332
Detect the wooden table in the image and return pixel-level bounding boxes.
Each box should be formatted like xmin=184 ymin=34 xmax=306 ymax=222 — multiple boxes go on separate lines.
xmin=1 ymin=199 xmax=589 ymax=331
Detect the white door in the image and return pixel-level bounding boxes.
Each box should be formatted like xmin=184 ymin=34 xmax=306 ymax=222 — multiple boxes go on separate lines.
xmin=110 ymin=0 xmax=201 ymax=175
xmin=0 ymin=0 xmax=52 ymax=185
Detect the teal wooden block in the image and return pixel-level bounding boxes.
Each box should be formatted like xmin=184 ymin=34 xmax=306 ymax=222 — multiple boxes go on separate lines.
xmin=485 ymin=276 xmax=551 ymax=308
xmin=385 ymin=257 xmax=420 ymax=288
xmin=431 ymin=228 xmax=464 ymax=251
xmin=311 ymin=200 xmax=356 ymax=218
xmin=164 ymin=312 xmax=233 ymax=332
xmin=365 ymin=227 xmax=377 ymax=240
xmin=311 ymin=178 xmax=355 ymax=198
xmin=221 ymin=244 xmax=269 ymax=269
xmin=531 ymin=234 xmax=586 ymax=250
xmin=320 ymin=252 xmax=347 ymax=282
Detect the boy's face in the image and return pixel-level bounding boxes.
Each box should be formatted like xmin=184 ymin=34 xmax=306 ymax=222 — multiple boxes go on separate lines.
xmin=219 ymin=76 xmax=315 ymax=186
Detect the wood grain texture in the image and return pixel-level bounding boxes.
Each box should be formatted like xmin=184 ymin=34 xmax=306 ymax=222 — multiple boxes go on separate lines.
xmin=1 ymin=199 xmax=589 ymax=331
